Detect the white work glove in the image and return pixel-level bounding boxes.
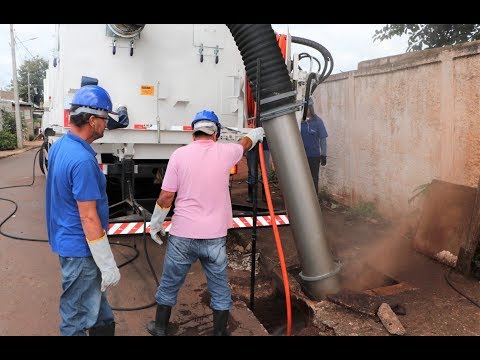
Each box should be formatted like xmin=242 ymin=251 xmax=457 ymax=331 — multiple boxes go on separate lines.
xmin=150 ymin=203 xmax=170 ymax=245
xmin=86 ymin=231 xmax=121 ymax=292
xmin=245 ymin=127 xmax=265 ymax=151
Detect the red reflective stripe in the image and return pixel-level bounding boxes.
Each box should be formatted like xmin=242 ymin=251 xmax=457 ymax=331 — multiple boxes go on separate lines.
xmin=114 ymin=222 xmax=129 ymax=234
xmin=130 ymin=222 xmax=144 ymax=233
xmin=239 ymin=217 xmax=251 ymax=227
xmin=108 ymin=215 xmax=289 ymax=235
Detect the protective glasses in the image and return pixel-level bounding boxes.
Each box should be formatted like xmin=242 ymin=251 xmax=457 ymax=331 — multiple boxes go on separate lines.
xmin=95 ymin=115 xmax=108 ymax=122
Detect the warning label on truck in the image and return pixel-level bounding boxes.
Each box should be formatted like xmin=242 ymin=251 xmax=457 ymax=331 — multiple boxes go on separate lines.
xmin=140 ymin=85 xmax=154 ymax=96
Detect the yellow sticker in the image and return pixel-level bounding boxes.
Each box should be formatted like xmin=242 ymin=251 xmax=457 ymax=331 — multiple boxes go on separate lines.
xmin=140 ymin=85 xmax=154 ymax=96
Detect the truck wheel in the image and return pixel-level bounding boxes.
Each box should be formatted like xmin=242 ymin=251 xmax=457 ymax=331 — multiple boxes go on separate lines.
xmin=39 ymin=141 xmax=50 ymax=175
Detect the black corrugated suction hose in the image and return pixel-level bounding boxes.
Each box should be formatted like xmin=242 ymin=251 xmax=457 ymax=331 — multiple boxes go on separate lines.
xmin=291 ymin=35 xmax=334 ymax=82
xmin=226 ymin=24 xmax=295 ymax=113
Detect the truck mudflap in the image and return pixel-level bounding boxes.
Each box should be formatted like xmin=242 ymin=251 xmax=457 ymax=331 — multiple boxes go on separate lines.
xmin=107 ymin=214 xmax=290 ymax=236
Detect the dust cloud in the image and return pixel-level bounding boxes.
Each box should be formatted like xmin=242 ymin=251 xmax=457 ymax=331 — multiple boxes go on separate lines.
xmin=340 ymin=219 xmax=416 ymax=291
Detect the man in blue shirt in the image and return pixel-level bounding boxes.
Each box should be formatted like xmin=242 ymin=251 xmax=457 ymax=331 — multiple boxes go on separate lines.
xmin=300 ymin=97 xmax=328 ymax=195
xmin=45 ymin=85 xmax=121 ymax=336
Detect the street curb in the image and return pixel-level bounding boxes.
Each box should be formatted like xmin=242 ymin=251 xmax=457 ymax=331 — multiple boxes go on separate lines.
xmin=0 ymin=145 xmax=42 ymax=160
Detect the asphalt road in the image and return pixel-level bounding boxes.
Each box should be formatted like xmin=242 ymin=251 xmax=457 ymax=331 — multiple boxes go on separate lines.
xmin=0 ymin=148 xmax=267 ymax=336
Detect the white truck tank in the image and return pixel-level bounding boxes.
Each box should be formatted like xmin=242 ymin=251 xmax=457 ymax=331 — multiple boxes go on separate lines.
xmin=43 ymin=24 xmax=248 ymax=153
xmin=41 ymin=24 xmax=255 ymax=207
xmin=41 ymin=24 xmax=321 ymax=215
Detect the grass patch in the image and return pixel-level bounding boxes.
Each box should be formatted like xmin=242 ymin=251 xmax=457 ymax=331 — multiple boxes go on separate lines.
xmin=318 ymin=186 xmax=332 ymax=202
xmin=347 ymin=201 xmax=379 ymax=219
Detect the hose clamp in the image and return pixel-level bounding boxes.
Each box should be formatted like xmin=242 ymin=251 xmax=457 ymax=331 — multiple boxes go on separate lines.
xmin=259 ymin=90 xmax=297 ymax=105
xmin=260 ymin=100 xmax=304 ymax=121
xmin=299 ymin=261 xmax=342 ymax=282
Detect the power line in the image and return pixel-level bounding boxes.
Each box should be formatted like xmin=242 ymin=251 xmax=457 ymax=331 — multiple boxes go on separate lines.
xmin=14 ymin=35 xmax=36 ymax=59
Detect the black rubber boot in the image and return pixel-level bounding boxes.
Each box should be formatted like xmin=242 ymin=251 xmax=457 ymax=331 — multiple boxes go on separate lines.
xmin=146 ymin=304 xmax=171 ymax=336
xmin=213 ymin=310 xmax=229 ymax=336
xmin=246 ymin=183 xmax=254 ymax=203
xmin=88 ymin=322 xmax=115 ymax=336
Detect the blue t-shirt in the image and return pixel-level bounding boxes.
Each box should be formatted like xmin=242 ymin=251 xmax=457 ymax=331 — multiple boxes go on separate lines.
xmin=300 ymin=115 xmax=328 ymax=157
xmin=45 ymin=132 xmax=109 ymax=257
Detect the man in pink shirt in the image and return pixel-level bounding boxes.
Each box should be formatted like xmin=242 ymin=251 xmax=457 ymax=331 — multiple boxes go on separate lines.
xmin=146 ymin=110 xmax=264 ymax=336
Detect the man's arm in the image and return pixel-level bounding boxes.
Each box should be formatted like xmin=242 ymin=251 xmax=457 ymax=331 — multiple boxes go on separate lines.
xmin=78 ymin=200 xmax=120 ymax=292
xmin=77 ymin=200 xmax=104 ymax=239
xmin=239 ymin=136 xmax=253 ymax=153
xmin=320 ymin=137 xmax=327 ymax=157
xmin=157 ymin=189 xmax=175 ymax=209
xmin=240 ymin=127 xmax=265 ymax=152
xmin=320 ymin=137 xmax=327 ymax=166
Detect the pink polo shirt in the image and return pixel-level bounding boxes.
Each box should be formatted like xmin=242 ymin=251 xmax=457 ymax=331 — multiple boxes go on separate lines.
xmin=161 ymin=140 xmax=244 ymax=238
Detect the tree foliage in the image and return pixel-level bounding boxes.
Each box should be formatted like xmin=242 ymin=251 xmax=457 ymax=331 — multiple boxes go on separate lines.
xmin=0 ymin=109 xmax=16 ymax=134
xmin=373 ymin=24 xmax=480 ymax=52
xmin=10 ymin=56 xmax=48 ymax=105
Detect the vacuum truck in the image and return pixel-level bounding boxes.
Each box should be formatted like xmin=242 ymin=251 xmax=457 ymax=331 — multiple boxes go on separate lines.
xmin=41 ymin=24 xmax=339 ymax=298
xmin=41 ymin=24 xmax=331 ymax=219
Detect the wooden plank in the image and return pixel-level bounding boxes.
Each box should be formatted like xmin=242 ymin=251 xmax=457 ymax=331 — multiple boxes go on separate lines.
xmin=457 ymin=176 xmax=480 ymax=275
xmin=413 ymin=180 xmax=476 ymax=263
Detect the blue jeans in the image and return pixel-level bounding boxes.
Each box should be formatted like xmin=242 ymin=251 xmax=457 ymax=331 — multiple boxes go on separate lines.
xmin=247 ymin=148 xmax=271 ymax=185
xmin=155 ymin=235 xmax=233 ymax=311
xmin=58 ymin=256 xmax=115 ymax=336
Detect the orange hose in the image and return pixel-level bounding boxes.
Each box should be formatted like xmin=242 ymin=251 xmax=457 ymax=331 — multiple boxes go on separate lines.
xmin=258 ymin=142 xmax=292 ymax=336
xmin=245 ymin=32 xmax=292 ymax=336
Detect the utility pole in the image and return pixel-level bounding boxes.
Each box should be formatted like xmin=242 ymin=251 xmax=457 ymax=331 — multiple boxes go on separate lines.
xmin=9 ymin=24 xmax=23 ymax=149
xmin=27 ymin=72 xmax=31 ymax=103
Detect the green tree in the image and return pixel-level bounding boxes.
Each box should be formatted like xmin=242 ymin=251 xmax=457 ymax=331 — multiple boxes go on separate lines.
xmin=0 ymin=109 xmax=16 ymax=133
xmin=12 ymin=56 xmax=48 ymax=105
xmin=373 ymin=24 xmax=480 ymax=52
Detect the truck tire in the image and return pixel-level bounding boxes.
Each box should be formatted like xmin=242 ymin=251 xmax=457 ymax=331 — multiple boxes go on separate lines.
xmin=39 ymin=141 xmax=50 ymax=175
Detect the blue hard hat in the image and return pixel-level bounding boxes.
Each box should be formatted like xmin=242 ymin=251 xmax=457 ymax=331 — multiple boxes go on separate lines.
xmin=191 ymin=110 xmax=221 ymax=139
xmin=192 ymin=110 xmax=219 ymax=124
xmin=71 ymin=85 xmax=113 ymax=113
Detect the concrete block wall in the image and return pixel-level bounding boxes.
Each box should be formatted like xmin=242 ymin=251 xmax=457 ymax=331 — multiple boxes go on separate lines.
xmin=314 ymin=40 xmax=480 ymax=218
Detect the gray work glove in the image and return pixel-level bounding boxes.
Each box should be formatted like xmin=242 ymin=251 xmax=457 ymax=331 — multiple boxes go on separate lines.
xmin=86 ymin=231 xmax=121 ymax=292
xmin=245 ymin=127 xmax=265 ymax=151
xmin=150 ymin=203 xmax=170 ymax=245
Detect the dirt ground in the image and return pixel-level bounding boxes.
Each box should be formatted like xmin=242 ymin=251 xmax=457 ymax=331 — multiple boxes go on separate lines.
xmin=228 ymin=157 xmax=480 ymax=336
xmin=1 ymin=148 xmax=480 ymax=336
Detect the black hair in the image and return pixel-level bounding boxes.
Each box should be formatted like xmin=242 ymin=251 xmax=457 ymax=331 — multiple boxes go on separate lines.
xmin=193 ymin=130 xmax=215 ymax=139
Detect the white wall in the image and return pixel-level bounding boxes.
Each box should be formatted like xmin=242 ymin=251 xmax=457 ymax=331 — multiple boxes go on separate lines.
xmin=314 ymin=40 xmax=480 ymax=218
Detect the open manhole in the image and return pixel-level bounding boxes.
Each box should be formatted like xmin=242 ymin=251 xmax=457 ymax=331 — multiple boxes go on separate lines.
xmin=286 ymin=263 xmax=412 ymax=319
xmin=249 ymin=290 xmax=319 ymax=336
xmin=288 ymin=263 xmax=400 ymax=299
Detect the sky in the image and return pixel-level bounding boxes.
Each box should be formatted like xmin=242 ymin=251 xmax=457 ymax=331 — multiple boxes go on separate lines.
xmin=0 ymin=24 xmax=409 ymax=90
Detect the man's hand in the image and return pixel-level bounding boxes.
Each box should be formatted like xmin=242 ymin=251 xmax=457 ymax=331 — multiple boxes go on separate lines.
xmin=245 ymin=127 xmax=265 ymax=151
xmin=151 ymin=227 xmax=167 ymax=246
xmin=320 ymin=155 xmax=327 ymax=166
xmin=100 ymin=266 xmax=121 ymax=292
xmin=150 ymin=203 xmax=170 ymax=245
